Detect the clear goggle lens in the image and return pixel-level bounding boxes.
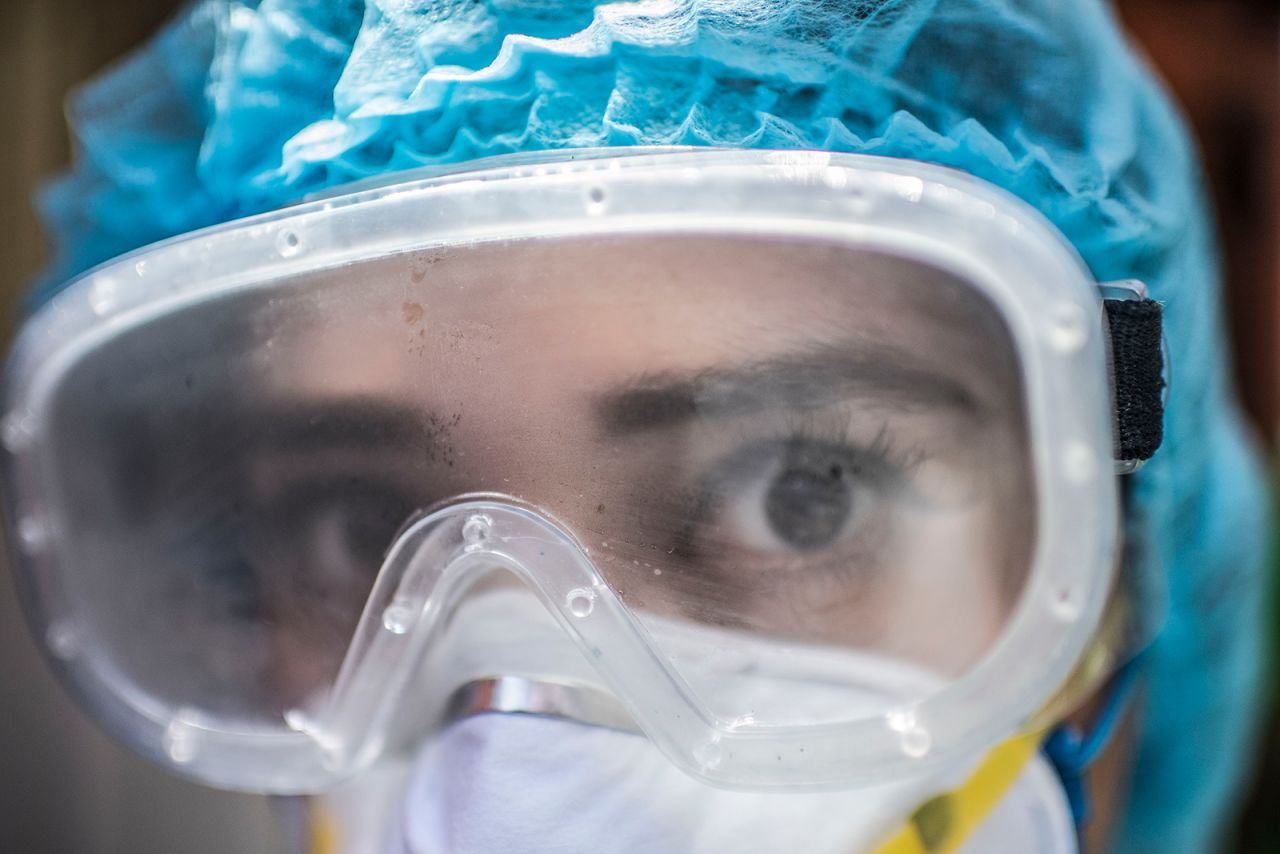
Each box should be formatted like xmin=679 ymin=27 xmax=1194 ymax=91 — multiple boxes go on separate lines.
xmin=5 ymin=152 xmax=1118 ymax=792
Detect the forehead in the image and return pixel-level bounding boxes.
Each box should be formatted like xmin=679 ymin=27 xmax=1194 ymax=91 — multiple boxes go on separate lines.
xmin=257 ymin=234 xmax=1021 ymax=405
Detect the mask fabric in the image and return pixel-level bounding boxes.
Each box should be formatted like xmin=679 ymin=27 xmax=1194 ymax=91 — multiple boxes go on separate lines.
xmin=384 ymin=713 xmax=1076 ymax=854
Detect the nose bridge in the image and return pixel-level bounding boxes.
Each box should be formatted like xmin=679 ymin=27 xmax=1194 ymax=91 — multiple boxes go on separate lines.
xmin=311 ymin=498 xmax=623 ymax=768
xmin=307 ymin=496 xmax=738 ymax=783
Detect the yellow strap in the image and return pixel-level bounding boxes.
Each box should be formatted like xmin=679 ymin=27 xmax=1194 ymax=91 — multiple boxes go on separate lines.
xmin=308 ymin=807 xmax=339 ymax=854
xmin=869 ymin=585 xmax=1135 ymax=854
xmin=870 ymin=729 xmax=1047 ymax=854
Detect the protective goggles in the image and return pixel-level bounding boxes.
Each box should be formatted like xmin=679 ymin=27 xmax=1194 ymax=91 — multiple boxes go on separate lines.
xmin=1 ymin=149 xmax=1164 ymax=794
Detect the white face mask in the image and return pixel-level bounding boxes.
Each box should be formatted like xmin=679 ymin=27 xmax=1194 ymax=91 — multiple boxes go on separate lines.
xmin=382 ymin=713 xmax=1077 ymax=854
xmin=308 ymin=587 xmax=1075 ymax=854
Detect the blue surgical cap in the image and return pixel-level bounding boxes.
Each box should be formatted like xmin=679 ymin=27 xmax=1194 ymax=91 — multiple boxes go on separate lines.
xmin=33 ymin=1 xmax=1272 ymax=850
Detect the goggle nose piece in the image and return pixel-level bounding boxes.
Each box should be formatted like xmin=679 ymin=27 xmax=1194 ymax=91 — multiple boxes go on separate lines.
xmin=317 ymin=499 xmax=625 ymax=771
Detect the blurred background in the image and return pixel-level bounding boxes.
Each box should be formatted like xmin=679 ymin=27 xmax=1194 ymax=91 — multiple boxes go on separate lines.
xmin=0 ymin=1 xmax=1277 ymax=852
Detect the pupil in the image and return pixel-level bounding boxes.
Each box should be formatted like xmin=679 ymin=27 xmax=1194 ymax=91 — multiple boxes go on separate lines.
xmin=764 ymin=451 xmax=853 ymax=551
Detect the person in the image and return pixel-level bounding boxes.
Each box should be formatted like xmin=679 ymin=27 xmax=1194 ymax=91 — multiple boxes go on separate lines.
xmin=5 ymin=2 xmax=1268 ymax=853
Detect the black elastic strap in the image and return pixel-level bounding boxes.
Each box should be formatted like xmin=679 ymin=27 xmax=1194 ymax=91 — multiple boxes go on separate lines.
xmin=1105 ymin=298 xmax=1165 ymax=462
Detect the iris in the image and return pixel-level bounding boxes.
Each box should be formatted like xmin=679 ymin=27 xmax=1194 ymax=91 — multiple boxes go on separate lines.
xmin=764 ymin=444 xmax=855 ymax=551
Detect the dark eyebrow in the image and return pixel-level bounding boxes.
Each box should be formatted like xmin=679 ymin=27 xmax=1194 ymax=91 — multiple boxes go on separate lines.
xmin=245 ymin=398 xmax=468 ymax=472
xmin=594 ymin=343 xmax=983 ymax=436
xmin=107 ymin=399 xmax=446 ymax=520
xmin=252 ymin=399 xmax=450 ymax=453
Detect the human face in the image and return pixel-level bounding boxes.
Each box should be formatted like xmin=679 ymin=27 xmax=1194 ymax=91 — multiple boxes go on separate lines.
xmin=59 ymin=234 xmax=1033 ymax=722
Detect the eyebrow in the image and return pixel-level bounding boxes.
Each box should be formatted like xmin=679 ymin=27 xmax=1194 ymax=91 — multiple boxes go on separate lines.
xmin=120 ymin=398 xmax=441 ymax=495
xmin=594 ymin=343 xmax=984 ymax=436
xmin=250 ymin=400 xmax=450 ymax=453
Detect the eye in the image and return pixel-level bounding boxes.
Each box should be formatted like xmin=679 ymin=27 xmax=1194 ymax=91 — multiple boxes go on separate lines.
xmin=297 ymin=482 xmax=413 ymax=566
xmin=318 ymin=485 xmax=412 ymax=563
xmin=764 ymin=448 xmax=857 ymax=551
xmin=714 ymin=437 xmax=900 ymax=556
xmin=250 ymin=478 xmax=417 ymax=594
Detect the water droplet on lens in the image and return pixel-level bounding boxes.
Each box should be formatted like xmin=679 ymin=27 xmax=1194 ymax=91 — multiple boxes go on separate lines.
xmin=566 ymin=588 xmax=596 ymax=618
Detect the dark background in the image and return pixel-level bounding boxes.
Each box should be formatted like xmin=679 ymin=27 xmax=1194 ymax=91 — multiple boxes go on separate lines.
xmin=0 ymin=2 xmax=1276 ymax=852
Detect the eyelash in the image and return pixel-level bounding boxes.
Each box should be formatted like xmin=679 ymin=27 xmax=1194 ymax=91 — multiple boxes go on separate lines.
xmin=781 ymin=415 xmax=923 ymax=483
xmin=707 ymin=407 xmax=926 ymax=488
xmin=667 ymin=409 xmax=927 ymax=557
